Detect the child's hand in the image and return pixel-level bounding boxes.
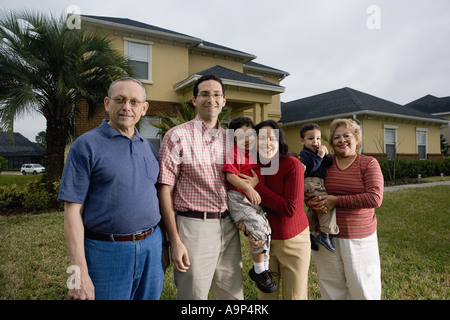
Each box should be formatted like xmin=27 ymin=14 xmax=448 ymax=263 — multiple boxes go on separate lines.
xmin=318 ymin=145 xmax=329 ymax=158
xmin=246 ymin=188 xmax=261 ymax=205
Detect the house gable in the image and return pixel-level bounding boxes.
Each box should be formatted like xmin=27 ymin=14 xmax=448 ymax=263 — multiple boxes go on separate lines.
xmin=76 ymin=15 xmax=289 ymax=139
xmin=280 ymin=87 xmax=448 ymax=160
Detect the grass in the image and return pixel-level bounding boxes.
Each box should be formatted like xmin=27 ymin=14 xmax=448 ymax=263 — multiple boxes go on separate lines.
xmin=0 ymin=184 xmax=449 ymax=300
xmin=0 ymin=174 xmax=41 ymax=188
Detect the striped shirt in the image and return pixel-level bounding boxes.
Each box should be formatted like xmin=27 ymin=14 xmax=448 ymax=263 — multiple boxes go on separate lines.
xmin=158 ymin=115 xmax=228 ymax=213
xmin=324 ymin=154 xmax=384 ymax=239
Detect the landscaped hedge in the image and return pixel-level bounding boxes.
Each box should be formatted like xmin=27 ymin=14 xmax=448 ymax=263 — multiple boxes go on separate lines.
xmin=1 ymin=157 xmax=450 ymax=214
xmin=0 ymin=179 xmax=61 ymax=214
xmin=379 ymin=157 xmax=450 ymax=181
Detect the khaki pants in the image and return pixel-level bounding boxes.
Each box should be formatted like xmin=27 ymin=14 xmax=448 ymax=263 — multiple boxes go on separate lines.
xmin=174 ymin=214 xmax=243 ymax=300
xmin=258 ymin=227 xmax=311 ymax=300
xmin=304 ymin=177 xmax=339 ymax=234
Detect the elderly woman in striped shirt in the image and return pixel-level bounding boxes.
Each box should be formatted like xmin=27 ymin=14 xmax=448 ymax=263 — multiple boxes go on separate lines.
xmin=308 ymin=118 xmax=384 ymax=300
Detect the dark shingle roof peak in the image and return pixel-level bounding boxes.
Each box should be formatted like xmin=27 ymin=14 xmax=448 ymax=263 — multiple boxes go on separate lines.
xmin=280 ymin=87 xmax=447 ymax=125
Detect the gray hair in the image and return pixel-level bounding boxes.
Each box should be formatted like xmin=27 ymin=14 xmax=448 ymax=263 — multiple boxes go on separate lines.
xmin=107 ymin=77 xmax=147 ymax=100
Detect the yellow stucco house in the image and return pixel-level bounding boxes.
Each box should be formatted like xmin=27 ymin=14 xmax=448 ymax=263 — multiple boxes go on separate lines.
xmin=280 ymin=87 xmax=449 ymax=160
xmin=76 ymin=15 xmax=289 ymax=152
xmin=76 ymin=15 xmax=448 ymax=161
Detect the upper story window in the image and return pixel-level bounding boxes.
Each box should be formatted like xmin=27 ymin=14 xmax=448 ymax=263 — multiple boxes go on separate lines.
xmin=124 ymin=38 xmax=153 ymax=83
xmin=416 ymin=128 xmax=428 ymax=160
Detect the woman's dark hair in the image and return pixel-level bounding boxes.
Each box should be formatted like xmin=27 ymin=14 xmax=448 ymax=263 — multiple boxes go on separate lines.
xmin=254 ymin=120 xmax=289 ymax=156
xmin=193 ymin=74 xmax=225 ymax=97
xmin=228 ymin=116 xmax=254 ymax=130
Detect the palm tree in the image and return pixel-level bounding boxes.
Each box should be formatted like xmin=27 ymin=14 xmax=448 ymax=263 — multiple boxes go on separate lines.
xmin=0 ymin=10 xmax=132 ymax=197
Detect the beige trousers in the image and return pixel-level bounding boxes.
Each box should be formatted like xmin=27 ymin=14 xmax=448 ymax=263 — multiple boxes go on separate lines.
xmin=174 ymin=214 xmax=243 ymax=300
xmin=304 ymin=177 xmax=339 ymax=234
xmin=258 ymin=227 xmax=311 ymax=300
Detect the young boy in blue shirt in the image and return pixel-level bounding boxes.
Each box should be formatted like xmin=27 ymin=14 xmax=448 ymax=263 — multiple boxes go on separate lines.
xmin=300 ymin=123 xmax=339 ymax=253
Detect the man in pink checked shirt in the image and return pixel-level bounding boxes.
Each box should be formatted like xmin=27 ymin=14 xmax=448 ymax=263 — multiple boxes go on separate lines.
xmin=157 ymin=74 xmax=243 ymax=300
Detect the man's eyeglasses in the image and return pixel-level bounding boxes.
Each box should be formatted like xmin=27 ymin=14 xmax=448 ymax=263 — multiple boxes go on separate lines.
xmin=109 ymin=97 xmax=145 ymax=106
xmin=197 ymin=93 xmax=224 ymax=100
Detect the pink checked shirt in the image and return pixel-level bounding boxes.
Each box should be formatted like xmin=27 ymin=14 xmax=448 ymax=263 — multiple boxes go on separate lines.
xmin=158 ymin=115 xmax=228 ymax=213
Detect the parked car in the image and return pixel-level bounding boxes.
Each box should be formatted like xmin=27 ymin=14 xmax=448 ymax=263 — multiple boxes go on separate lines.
xmin=21 ymin=164 xmax=45 ymax=175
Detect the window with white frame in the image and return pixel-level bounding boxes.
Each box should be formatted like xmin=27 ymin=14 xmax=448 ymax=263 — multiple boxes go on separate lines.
xmin=124 ymin=38 xmax=153 ymax=82
xmin=416 ymin=128 xmax=428 ymax=160
xmin=140 ymin=116 xmax=161 ymax=153
xmin=384 ymin=126 xmax=397 ymax=159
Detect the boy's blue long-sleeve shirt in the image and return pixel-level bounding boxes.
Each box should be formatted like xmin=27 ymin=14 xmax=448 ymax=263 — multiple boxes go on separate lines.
xmin=300 ymin=146 xmax=333 ymax=179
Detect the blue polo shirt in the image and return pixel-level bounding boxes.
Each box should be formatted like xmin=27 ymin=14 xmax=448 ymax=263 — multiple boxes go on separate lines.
xmin=58 ymin=119 xmax=161 ymax=235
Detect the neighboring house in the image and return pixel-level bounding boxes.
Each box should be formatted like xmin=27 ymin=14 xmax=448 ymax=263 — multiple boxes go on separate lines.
xmin=280 ymin=87 xmax=449 ymax=161
xmin=404 ymin=95 xmax=450 ymax=149
xmin=0 ymin=132 xmax=45 ymax=169
xmin=76 ymin=15 xmax=289 ymax=152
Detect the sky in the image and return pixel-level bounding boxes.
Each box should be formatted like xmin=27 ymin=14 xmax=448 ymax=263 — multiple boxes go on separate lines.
xmin=2 ymin=0 xmax=449 ymax=141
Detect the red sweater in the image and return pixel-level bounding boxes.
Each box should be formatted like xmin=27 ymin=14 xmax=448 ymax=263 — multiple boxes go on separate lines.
xmin=324 ymin=154 xmax=384 ymax=239
xmin=255 ymin=156 xmax=309 ymax=240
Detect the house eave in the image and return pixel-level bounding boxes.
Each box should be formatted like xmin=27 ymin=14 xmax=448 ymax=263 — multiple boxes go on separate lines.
xmin=280 ymin=110 xmax=450 ymax=128
xmin=174 ymin=76 xmax=285 ymax=95
xmin=81 ymin=16 xmax=203 ymax=46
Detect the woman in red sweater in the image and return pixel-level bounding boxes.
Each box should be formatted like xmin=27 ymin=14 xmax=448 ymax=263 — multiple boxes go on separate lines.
xmin=308 ymin=118 xmax=384 ymax=300
xmin=241 ymin=120 xmax=310 ymax=300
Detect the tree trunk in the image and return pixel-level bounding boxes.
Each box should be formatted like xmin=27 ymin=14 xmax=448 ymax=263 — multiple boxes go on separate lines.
xmin=45 ymin=118 xmax=69 ymax=210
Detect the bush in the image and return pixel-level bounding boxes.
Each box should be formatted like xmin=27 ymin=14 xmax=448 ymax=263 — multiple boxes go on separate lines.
xmin=380 ymin=157 xmax=450 ymax=181
xmin=21 ymin=180 xmax=50 ymax=212
xmin=0 ymin=178 xmax=61 ymax=214
xmin=0 ymin=184 xmax=24 ymax=210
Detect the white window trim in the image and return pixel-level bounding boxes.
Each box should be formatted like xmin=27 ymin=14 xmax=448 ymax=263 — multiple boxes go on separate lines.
xmin=416 ymin=127 xmax=428 ymax=160
xmin=383 ymin=125 xmax=398 ymax=156
xmin=123 ymin=37 xmax=153 ymax=84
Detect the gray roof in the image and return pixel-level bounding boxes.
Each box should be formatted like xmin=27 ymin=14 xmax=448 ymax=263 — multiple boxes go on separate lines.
xmin=82 ymin=15 xmax=201 ymax=42
xmin=404 ymin=95 xmax=450 ymax=115
xmin=280 ymin=87 xmax=448 ymax=125
xmin=198 ymin=65 xmax=283 ymax=88
xmin=0 ymin=132 xmax=45 ymax=157
xmin=175 ymin=65 xmax=285 ymax=94
xmin=82 ymin=15 xmax=256 ymax=61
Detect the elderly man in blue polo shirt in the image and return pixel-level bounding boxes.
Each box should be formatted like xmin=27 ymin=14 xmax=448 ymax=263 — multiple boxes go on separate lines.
xmin=59 ymin=77 xmax=164 ymax=300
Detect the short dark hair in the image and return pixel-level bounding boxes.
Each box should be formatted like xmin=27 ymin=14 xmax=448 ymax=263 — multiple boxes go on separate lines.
xmin=193 ymin=74 xmax=225 ymax=97
xmin=228 ymin=117 xmax=254 ymax=130
xmin=254 ymin=120 xmax=289 ymax=156
xmin=300 ymin=123 xmax=321 ymax=138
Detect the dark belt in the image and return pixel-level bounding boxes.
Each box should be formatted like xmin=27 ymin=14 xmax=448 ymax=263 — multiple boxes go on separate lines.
xmin=85 ymin=227 xmax=154 ymax=242
xmin=178 ymin=210 xmax=229 ymax=219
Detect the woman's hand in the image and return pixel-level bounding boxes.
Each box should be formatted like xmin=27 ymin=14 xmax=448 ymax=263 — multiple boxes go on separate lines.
xmin=238 ymin=169 xmax=259 ymax=188
xmin=307 ymin=195 xmax=338 ymax=213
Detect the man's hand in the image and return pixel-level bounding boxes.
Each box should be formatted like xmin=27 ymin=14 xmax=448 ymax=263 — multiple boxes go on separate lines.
xmin=68 ymin=270 xmax=95 ymax=300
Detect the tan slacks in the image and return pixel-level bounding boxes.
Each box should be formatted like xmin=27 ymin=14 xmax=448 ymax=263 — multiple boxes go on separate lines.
xmin=174 ymin=214 xmax=244 ymax=300
xmin=258 ymin=227 xmax=311 ymax=300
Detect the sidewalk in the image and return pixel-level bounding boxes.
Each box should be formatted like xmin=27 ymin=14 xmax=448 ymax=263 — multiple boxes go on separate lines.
xmin=384 ymin=180 xmax=450 ymax=193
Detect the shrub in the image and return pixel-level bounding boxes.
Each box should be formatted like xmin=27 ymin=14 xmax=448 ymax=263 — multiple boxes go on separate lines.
xmin=21 ymin=180 xmax=50 ymax=212
xmin=0 ymin=184 xmax=24 ymax=210
xmin=380 ymin=157 xmax=450 ymax=181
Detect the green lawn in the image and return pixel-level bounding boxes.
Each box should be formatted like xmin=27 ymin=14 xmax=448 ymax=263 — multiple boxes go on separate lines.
xmin=0 ymin=174 xmax=41 ymax=188
xmin=0 ymin=185 xmax=449 ymax=300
